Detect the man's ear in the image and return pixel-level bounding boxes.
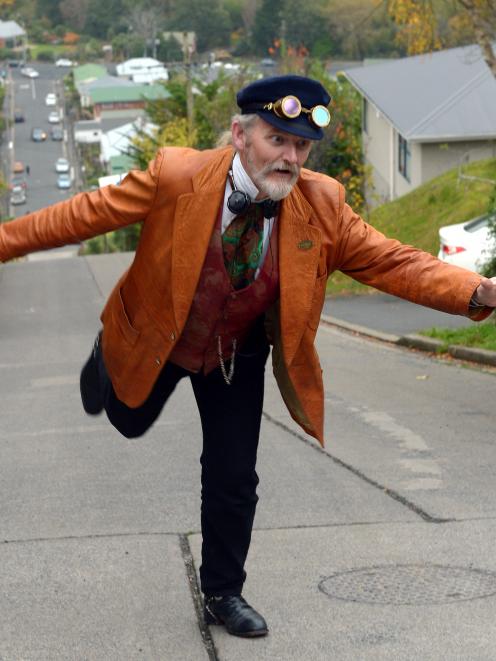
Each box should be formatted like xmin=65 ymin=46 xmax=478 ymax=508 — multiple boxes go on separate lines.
xmin=231 ymin=120 xmax=246 ymax=152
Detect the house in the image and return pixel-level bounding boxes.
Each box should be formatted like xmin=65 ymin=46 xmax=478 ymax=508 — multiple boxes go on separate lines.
xmin=73 ymin=119 xmax=103 ymax=144
xmin=100 ymin=118 xmax=157 ymax=174
xmin=85 ymin=83 xmax=170 ymax=119
xmin=78 ymin=74 xmax=136 ymax=108
xmin=98 ymin=172 xmax=128 ymax=187
xmin=116 ymin=57 xmax=168 ymax=84
xmin=0 ymin=20 xmax=26 ymax=50
xmin=344 ymin=45 xmax=496 ymax=205
xmin=73 ymin=117 xmax=137 ymax=144
xmin=73 ymin=63 xmax=107 ymax=91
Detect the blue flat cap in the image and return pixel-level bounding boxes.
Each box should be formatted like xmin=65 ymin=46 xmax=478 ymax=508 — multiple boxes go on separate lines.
xmin=236 ymin=74 xmax=331 ymax=140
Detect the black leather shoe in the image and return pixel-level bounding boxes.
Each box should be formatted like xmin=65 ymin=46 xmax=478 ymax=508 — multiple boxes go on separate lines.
xmin=203 ymin=595 xmax=268 ymax=638
xmin=80 ymin=333 xmax=103 ymax=415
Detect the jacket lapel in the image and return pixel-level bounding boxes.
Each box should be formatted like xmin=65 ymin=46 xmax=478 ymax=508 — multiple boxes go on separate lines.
xmin=171 ymin=148 xmax=233 ymax=330
xmin=171 ymin=148 xmax=321 ymax=360
xmin=278 ymin=185 xmax=321 ymax=366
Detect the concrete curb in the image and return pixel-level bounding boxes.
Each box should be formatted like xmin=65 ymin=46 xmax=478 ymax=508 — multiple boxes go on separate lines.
xmin=396 ymin=333 xmax=444 ymax=352
xmin=320 ymin=314 xmax=401 ymax=344
xmin=321 ymin=314 xmax=496 ymax=368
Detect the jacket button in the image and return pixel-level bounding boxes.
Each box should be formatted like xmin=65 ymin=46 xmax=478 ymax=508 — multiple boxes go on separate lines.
xmin=169 ymin=331 xmax=176 ymax=341
xmin=155 ymin=357 xmax=161 ymax=366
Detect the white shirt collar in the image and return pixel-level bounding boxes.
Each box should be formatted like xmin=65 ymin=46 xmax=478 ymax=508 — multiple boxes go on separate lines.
xmin=231 ymin=152 xmax=259 ymax=201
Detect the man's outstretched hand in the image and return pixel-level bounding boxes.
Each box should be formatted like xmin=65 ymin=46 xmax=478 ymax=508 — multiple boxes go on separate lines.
xmin=475 ymin=276 xmax=496 ymax=307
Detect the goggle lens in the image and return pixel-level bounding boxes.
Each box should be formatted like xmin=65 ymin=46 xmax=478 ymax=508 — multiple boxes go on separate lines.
xmin=265 ymin=95 xmax=330 ymax=129
xmin=311 ymin=105 xmax=331 ymax=128
xmin=280 ymin=95 xmax=301 ymax=118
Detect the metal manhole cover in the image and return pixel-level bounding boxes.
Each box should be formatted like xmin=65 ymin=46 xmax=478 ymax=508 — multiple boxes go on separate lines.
xmin=319 ymin=564 xmax=496 ymax=605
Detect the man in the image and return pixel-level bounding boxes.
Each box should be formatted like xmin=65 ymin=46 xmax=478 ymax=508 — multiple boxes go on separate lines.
xmin=1 ymin=75 xmax=495 ymax=638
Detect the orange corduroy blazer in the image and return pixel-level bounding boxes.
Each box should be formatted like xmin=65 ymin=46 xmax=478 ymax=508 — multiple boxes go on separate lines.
xmin=0 ymin=146 xmax=488 ymax=445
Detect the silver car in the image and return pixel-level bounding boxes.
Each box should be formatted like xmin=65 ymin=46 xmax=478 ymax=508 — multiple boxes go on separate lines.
xmin=57 ymin=173 xmax=71 ymax=189
xmin=10 ymin=185 xmax=26 ymax=205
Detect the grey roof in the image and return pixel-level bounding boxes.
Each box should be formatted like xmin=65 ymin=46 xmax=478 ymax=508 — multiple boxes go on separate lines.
xmin=344 ymin=44 xmax=496 ymax=142
xmin=82 ymin=75 xmax=136 ymax=92
xmin=0 ymin=20 xmax=26 ymax=39
xmin=74 ymin=117 xmax=139 ymax=133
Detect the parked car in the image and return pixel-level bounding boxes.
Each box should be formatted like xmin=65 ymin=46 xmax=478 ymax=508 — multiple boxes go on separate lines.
xmin=50 ymin=126 xmax=64 ymax=141
xmin=13 ymin=161 xmax=24 ymax=174
xmin=55 ymin=58 xmax=75 ymax=67
xmin=438 ymin=213 xmax=496 ymax=273
xmin=45 ymin=93 xmax=57 ymax=107
xmin=20 ymin=66 xmax=39 ymax=78
xmin=55 ymin=157 xmax=70 ymax=173
xmin=31 ymin=127 xmax=47 ymax=142
xmin=11 ymin=173 xmax=27 ymax=190
xmin=48 ymin=111 xmax=61 ymax=124
xmin=57 ymin=173 xmax=71 ymax=189
xmin=10 ymin=185 xmax=26 ymax=205
xmin=14 ymin=109 xmax=25 ymax=123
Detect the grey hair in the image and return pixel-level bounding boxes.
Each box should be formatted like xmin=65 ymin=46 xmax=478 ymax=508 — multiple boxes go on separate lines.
xmin=216 ymin=113 xmax=259 ymax=148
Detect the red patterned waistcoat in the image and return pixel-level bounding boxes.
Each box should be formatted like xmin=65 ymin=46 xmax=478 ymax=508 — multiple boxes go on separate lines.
xmin=169 ymin=210 xmax=280 ymax=373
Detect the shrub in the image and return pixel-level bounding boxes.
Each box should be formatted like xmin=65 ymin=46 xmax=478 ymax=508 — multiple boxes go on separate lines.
xmin=481 ymin=185 xmax=496 ymax=278
xmin=36 ymin=49 xmax=55 ymax=62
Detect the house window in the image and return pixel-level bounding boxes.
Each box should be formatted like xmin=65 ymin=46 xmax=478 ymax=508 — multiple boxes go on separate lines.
xmin=398 ymin=134 xmax=411 ymax=182
xmin=362 ymin=98 xmax=368 ymax=134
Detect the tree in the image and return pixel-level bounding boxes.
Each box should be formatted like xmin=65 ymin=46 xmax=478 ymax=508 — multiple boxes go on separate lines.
xmin=36 ymin=0 xmax=63 ymax=25
xmin=125 ymin=4 xmax=162 ymax=57
xmin=59 ymin=0 xmax=89 ymax=32
xmin=84 ymin=0 xmax=125 ymax=40
xmin=251 ymin=0 xmax=284 ymax=54
xmin=279 ymin=0 xmax=329 ymax=56
xmin=305 ymin=63 xmax=370 ymax=212
xmin=239 ymin=0 xmax=258 ymax=36
xmin=167 ymin=0 xmax=232 ymax=52
xmin=321 ymin=0 xmax=399 ymax=60
xmin=481 ymin=186 xmax=496 ymax=277
xmin=387 ymin=0 xmax=496 ymax=76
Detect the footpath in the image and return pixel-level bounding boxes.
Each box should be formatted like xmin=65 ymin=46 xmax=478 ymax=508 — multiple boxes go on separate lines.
xmin=323 ymin=292 xmax=496 ymax=368
xmin=1 ymin=252 xmax=496 ymax=661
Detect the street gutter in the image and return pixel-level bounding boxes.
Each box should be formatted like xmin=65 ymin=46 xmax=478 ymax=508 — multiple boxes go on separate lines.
xmin=320 ymin=313 xmax=496 ymax=368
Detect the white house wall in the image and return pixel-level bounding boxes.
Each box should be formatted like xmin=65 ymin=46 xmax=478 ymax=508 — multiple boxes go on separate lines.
xmin=74 ymin=129 xmax=102 ymax=144
xmin=362 ymin=101 xmax=392 ymax=203
xmin=420 ymin=140 xmax=496 ymax=184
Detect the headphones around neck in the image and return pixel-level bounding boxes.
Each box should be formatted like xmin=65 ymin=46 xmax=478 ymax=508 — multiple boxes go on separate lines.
xmin=227 ymin=169 xmax=279 ymax=219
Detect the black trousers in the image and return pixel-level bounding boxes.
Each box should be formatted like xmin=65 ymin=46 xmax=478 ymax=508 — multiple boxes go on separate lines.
xmin=87 ymin=322 xmax=270 ymax=597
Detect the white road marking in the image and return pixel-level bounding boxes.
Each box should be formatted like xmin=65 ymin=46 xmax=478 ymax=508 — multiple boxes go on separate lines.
xmin=359 ymin=409 xmax=430 ymax=452
xmin=346 ymin=404 xmax=444 ymax=490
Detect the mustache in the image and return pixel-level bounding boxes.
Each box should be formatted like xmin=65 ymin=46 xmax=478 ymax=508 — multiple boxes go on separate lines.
xmin=261 ymin=160 xmax=300 ymax=177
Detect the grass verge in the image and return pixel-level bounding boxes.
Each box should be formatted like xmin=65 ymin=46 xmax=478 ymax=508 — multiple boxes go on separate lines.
xmin=326 ymin=157 xmax=496 ymax=297
xmin=419 ymin=319 xmax=496 ymax=352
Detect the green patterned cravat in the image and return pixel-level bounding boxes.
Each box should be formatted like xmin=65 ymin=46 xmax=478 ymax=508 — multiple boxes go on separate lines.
xmin=222 ymin=203 xmax=265 ymax=290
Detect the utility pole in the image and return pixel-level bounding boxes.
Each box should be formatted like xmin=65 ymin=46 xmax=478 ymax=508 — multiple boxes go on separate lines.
xmin=184 ymin=32 xmax=194 ymax=141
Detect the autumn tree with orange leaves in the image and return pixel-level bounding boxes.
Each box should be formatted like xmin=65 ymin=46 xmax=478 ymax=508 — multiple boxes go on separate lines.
xmin=387 ymin=0 xmax=496 ymax=76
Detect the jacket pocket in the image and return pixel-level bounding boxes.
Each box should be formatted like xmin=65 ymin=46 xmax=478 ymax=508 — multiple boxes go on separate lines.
xmin=113 ymin=287 xmax=141 ymax=346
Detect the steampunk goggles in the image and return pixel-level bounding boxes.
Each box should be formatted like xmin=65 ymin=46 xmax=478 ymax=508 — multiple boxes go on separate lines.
xmin=263 ymin=95 xmax=331 ymax=128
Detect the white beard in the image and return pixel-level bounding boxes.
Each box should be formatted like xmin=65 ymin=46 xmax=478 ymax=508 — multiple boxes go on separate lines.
xmin=249 ymin=159 xmax=300 ymax=201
